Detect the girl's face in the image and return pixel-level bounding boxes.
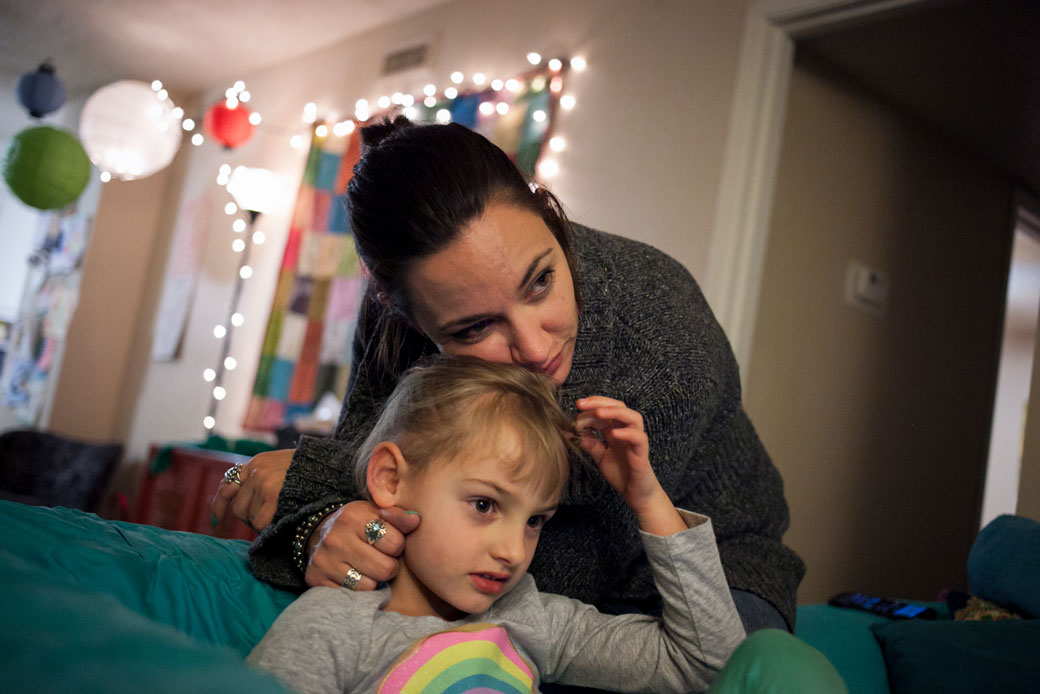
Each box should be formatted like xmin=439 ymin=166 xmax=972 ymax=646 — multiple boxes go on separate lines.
xmin=405 ymin=202 xmax=579 ymax=385
xmin=383 ymin=429 xmax=560 ymax=621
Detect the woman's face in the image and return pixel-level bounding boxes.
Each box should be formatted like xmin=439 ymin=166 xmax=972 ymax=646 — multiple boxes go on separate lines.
xmin=405 ymin=202 xmax=579 ymax=385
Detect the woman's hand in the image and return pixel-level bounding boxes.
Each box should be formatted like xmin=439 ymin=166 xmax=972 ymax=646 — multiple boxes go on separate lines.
xmin=576 ymin=396 xmax=685 ymax=536
xmin=211 ymin=449 xmax=293 ymax=531
xmin=304 ymin=501 xmax=421 ymax=589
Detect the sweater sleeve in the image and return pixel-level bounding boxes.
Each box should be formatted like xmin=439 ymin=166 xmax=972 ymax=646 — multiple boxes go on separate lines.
xmin=248 ymin=297 xmax=431 ymax=590
xmin=536 ymin=511 xmax=745 ymax=692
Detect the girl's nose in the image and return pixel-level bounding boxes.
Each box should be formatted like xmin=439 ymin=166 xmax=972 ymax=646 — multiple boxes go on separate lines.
xmin=490 ymin=525 xmax=527 ymax=567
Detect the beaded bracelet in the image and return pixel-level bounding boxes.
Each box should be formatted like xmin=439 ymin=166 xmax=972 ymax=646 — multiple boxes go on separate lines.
xmin=292 ymin=501 xmax=348 ymax=576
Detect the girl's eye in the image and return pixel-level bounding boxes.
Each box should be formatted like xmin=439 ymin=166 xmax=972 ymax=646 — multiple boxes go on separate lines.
xmin=527 ymin=515 xmax=546 ymax=530
xmin=453 ymin=319 xmax=493 ymax=342
xmin=471 ymin=498 xmax=495 ymax=514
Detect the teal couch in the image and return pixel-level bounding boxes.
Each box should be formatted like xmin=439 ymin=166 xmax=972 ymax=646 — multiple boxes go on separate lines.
xmin=2 ymin=501 xmax=1037 ymax=693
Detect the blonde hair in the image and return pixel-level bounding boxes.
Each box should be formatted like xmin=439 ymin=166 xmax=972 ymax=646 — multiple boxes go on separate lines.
xmin=354 ymin=355 xmax=574 ymax=499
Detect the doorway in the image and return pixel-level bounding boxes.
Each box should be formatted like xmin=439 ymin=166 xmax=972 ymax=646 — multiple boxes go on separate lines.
xmin=982 ymin=205 xmax=1040 ymax=527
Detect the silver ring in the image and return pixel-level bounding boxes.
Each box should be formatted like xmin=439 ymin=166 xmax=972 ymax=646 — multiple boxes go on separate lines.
xmin=224 ymin=463 xmax=244 ymax=486
xmin=365 ymin=519 xmax=388 ymax=545
xmin=342 ymin=567 xmax=362 ymax=591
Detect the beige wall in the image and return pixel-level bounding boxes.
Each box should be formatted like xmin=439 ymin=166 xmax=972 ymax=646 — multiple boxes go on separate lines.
xmin=746 ymin=57 xmax=1014 ymax=604
xmin=109 ymin=0 xmax=754 ymax=463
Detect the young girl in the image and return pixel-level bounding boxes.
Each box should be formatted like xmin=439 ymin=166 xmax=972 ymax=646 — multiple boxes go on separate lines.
xmin=248 ymin=356 xmax=746 ymax=693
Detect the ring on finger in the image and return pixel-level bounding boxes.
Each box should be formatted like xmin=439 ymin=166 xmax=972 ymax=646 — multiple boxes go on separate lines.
xmin=342 ymin=567 xmax=362 ymax=591
xmin=364 ymin=519 xmax=388 ymax=545
xmin=224 ymin=463 xmax=244 ymax=486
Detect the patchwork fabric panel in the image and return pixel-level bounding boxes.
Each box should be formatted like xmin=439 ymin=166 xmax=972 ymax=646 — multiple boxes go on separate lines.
xmin=244 ymin=64 xmax=565 ymax=431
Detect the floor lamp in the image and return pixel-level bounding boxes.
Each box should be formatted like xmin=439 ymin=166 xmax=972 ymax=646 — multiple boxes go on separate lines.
xmin=203 ymin=165 xmax=283 ymax=434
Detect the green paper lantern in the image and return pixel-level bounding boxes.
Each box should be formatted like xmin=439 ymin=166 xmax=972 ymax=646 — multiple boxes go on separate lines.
xmin=3 ymin=126 xmax=91 ymax=210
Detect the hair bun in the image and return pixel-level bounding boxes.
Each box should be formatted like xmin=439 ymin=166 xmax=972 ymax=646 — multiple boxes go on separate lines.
xmin=360 ymin=114 xmax=414 ymax=148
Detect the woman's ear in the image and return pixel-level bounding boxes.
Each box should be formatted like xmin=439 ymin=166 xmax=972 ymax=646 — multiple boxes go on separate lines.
xmin=366 ymin=442 xmax=410 ymax=509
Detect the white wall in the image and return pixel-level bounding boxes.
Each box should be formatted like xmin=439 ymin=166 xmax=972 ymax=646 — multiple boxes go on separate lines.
xmin=118 ymin=0 xmax=754 ymax=462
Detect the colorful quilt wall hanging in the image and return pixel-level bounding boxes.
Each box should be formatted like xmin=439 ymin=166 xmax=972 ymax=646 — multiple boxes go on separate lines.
xmin=244 ymin=63 xmax=566 ymax=432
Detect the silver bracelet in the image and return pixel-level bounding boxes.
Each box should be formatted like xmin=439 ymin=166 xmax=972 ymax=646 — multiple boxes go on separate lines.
xmin=292 ymin=501 xmax=348 ymax=576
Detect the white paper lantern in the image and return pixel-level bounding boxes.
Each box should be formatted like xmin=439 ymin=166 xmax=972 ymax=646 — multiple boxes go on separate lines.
xmin=79 ymin=80 xmax=182 ymax=180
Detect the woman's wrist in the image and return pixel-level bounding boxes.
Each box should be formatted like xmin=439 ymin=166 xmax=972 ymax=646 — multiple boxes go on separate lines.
xmin=292 ymin=501 xmax=347 ymax=575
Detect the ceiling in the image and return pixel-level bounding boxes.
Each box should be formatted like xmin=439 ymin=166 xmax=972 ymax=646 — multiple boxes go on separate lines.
xmin=800 ymin=0 xmax=1040 ymax=198
xmin=0 ymin=0 xmax=449 ymax=99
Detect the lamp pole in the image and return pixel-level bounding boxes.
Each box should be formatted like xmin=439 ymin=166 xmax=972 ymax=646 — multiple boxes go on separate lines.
xmin=204 ymin=207 xmax=260 ymax=435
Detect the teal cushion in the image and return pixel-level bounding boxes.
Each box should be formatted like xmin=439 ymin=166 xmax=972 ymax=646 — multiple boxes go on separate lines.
xmin=0 ymin=550 xmax=288 ymax=694
xmin=0 ymin=500 xmax=296 ymax=655
xmin=871 ymin=619 xmax=1040 ymax=694
xmin=796 ymin=604 xmax=891 ymax=694
xmin=968 ymin=514 xmax=1040 ymax=618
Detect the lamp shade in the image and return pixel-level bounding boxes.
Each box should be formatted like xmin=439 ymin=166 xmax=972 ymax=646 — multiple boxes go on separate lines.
xmin=16 ymin=63 xmax=67 ymax=118
xmin=226 ymin=166 xmax=285 ymax=214
xmin=3 ymin=126 xmax=90 ymax=210
xmin=79 ymin=80 xmax=183 ymax=180
xmin=203 ymin=100 xmax=256 ymax=149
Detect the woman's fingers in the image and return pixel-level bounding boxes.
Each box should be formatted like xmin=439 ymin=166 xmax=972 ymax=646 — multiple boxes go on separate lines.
xmin=303 ymin=502 xmax=421 ymax=589
xmin=211 ymin=475 xmax=241 ymax=523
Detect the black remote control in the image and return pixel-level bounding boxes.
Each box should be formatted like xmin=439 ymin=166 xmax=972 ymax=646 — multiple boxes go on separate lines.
xmin=828 ymin=592 xmax=936 ymax=619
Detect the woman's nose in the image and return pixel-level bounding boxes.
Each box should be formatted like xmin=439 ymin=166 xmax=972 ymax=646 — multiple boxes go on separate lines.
xmin=509 ymin=313 xmax=551 ymax=367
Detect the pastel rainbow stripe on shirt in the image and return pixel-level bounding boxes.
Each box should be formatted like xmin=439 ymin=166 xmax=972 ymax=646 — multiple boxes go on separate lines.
xmin=378 ymin=623 xmax=535 ymax=694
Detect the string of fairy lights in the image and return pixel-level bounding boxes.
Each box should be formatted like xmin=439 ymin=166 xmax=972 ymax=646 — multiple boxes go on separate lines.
xmin=198 ymin=51 xmax=586 ymax=434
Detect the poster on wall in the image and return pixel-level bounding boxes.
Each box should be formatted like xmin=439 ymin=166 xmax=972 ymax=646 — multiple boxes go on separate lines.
xmin=152 ymin=195 xmax=214 ymax=361
xmin=243 ymin=63 xmax=566 ymax=432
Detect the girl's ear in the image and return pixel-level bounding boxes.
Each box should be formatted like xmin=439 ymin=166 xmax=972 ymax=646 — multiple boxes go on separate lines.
xmin=366 ymin=442 xmax=410 ymax=509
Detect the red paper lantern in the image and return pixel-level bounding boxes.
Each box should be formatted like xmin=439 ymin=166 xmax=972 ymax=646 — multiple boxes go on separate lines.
xmin=203 ymin=100 xmax=256 ymax=149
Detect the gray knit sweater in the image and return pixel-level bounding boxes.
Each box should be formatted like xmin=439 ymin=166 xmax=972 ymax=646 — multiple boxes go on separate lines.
xmin=248 ymin=225 xmax=805 ymax=627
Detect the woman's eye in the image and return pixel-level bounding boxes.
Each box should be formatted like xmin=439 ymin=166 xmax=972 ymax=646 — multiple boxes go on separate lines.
xmin=453 ymin=319 xmax=492 ymax=342
xmin=529 ymin=269 xmax=555 ymax=297
xmin=471 ymin=498 xmax=495 ymax=514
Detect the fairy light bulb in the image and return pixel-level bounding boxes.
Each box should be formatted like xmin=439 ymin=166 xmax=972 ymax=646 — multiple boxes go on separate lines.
xmin=240 ymin=266 xmax=253 ymax=279
xmin=248 ymin=112 xmax=262 ymax=125
xmin=532 ymin=110 xmax=547 ymax=123
xmin=444 ymin=87 xmax=458 ymax=100
xmin=479 ymin=102 xmax=495 ymax=116
xmin=436 ymin=109 xmax=451 ymax=124
xmin=224 ymin=202 xmax=237 ymax=215
xmin=231 ymin=312 xmax=244 ymax=327
xmin=192 ymin=133 xmax=204 ymax=146
xmin=290 ymin=135 xmax=305 ymax=149
xmin=224 ymin=357 xmax=237 ymax=370
xmin=527 ymin=52 xmax=542 ymax=65
xmin=99 ymin=171 xmax=112 ymax=182
xmin=424 ymin=96 xmax=437 ymax=108
xmin=213 ymin=325 xmax=227 ymax=339
xmin=505 ymin=79 xmax=521 ymax=93
xmin=232 ymin=219 xmax=246 ymax=232
xmin=315 ymin=124 xmax=328 ymax=137
xmin=203 ymin=368 xmax=216 ymax=382
xmin=151 ymin=80 xmax=163 ymax=91
xmin=538 ymin=158 xmax=559 ymax=178
xmin=570 ymin=56 xmax=587 ymax=71
xmin=491 ymin=79 xmax=504 ymax=91
xmin=234 ymin=80 xmax=246 ymax=92
xmin=182 ymin=118 xmax=195 ymax=131
xmin=232 ymin=238 xmax=246 ymax=252
xmin=239 ymin=90 xmax=251 ymax=103
xmin=213 ymin=386 xmax=227 ymax=401
xmin=473 ymin=72 xmax=487 ymax=86
xmin=496 ymin=102 xmax=509 ymax=115
xmin=560 ymin=94 xmax=577 ymax=110
xmin=423 ymin=84 xmax=437 ymax=96
xmin=549 ymin=136 xmax=566 ymax=152
xmin=450 ymin=71 xmax=464 ymax=84
xmin=252 ymin=230 xmax=266 ymax=244
xmin=204 ymin=416 xmax=215 ymax=430
xmin=548 ymin=58 xmax=562 ymax=72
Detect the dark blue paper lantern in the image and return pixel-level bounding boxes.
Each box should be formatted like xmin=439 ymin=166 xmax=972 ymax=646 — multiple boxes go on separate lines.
xmin=16 ymin=64 xmax=67 ymax=118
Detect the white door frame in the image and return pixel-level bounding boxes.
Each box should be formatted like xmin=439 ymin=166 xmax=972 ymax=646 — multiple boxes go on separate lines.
xmin=705 ymin=0 xmax=930 ymax=386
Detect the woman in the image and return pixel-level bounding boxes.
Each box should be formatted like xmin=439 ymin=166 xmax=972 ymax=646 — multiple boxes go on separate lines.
xmin=214 ymin=116 xmax=804 ymax=636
